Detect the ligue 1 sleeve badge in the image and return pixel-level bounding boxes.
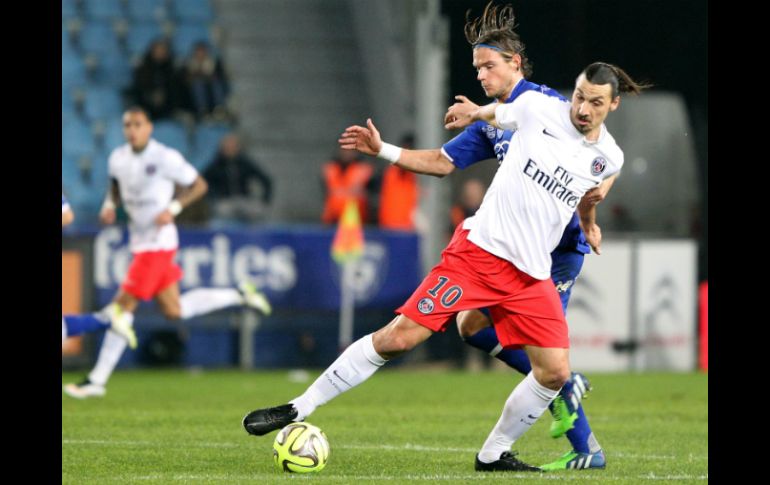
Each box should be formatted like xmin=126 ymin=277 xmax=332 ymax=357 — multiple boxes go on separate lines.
xmin=591 ymin=157 xmax=607 ymax=176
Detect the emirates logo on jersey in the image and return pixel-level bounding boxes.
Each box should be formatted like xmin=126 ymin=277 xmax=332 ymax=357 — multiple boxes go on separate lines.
xmin=591 ymin=157 xmax=607 ymax=176
xmin=145 ymin=164 xmax=157 ymax=175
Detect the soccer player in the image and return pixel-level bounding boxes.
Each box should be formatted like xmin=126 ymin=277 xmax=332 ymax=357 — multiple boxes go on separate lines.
xmin=243 ymin=58 xmax=647 ymax=472
xmin=62 ymin=194 xmax=137 ymax=346
xmin=63 ymin=107 xmax=272 ymax=399
xmin=339 ymin=3 xmax=617 ymax=470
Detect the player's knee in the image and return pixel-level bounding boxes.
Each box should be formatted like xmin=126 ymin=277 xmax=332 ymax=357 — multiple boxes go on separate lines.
xmin=534 ymin=365 xmax=571 ymax=390
xmin=455 ymin=310 xmax=489 ymax=338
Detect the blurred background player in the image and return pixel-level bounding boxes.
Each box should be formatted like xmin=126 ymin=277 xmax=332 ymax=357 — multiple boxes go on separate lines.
xmin=337 ymin=2 xmax=622 ymax=470
xmin=62 ymin=194 xmax=137 ymax=347
xmin=320 ymin=147 xmax=375 ymax=225
xmin=64 ymin=107 xmax=272 ymax=399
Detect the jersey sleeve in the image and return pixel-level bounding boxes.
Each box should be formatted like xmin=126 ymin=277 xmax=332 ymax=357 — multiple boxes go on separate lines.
xmin=162 ymin=148 xmax=199 ymax=186
xmin=494 ymin=90 xmax=539 ymax=131
xmin=441 ymin=121 xmax=496 ymax=169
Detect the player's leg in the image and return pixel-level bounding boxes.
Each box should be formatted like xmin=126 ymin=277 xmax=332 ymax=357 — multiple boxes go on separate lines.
xmin=541 ymin=250 xmax=605 ymax=470
xmin=457 ymin=310 xmax=532 ymax=374
xmin=243 ymin=314 xmax=433 ymax=436
xmin=168 ymin=282 xmax=271 ymax=320
xmin=63 ymin=291 xmax=139 ymax=399
xmin=476 ymin=345 xmax=569 ymax=472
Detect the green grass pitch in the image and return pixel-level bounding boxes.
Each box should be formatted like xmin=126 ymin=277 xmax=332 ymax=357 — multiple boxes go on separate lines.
xmin=62 ymin=369 xmax=707 ymax=484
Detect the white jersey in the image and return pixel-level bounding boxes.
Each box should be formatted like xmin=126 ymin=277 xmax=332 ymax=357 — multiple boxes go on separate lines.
xmin=463 ymin=90 xmax=623 ymax=280
xmin=108 ymin=138 xmax=198 ymax=253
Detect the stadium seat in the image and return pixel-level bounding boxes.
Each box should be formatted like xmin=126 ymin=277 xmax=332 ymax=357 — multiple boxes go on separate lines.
xmin=84 ymin=87 xmax=125 ymax=123
xmin=172 ymin=22 xmax=212 ymax=57
xmin=62 ymin=56 xmax=89 ymax=91
xmin=94 ymin=54 xmax=133 ymax=88
xmin=152 ymin=120 xmax=191 ymax=157
xmin=79 ymin=22 xmax=123 ymax=57
xmin=127 ymin=0 xmax=169 ymax=22
xmin=172 ymin=0 xmax=214 ymax=23
xmin=125 ymin=22 xmax=165 ymax=58
xmin=82 ymin=0 xmax=124 ymax=21
xmin=62 ymin=119 xmax=96 ymax=159
xmin=102 ymin=121 xmax=126 ymax=152
xmin=191 ymin=123 xmax=230 ymax=170
xmin=61 ymin=0 xmax=79 ymax=21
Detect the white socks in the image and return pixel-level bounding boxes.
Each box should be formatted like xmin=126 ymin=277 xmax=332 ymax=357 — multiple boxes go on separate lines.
xmin=88 ymin=313 xmax=133 ymax=386
xmin=180 ymin=288 xmax=243 ymax=319
xmin=290 ymin=333 xmax=387 ymax=421
xmin=477 ymin=372 xmax=559 ymax=463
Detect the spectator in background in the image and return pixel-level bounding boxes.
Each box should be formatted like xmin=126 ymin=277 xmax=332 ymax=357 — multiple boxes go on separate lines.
xmin=378 ymin=134 xmax=420 ymax=231
xmin=130 ymin=39 xmax=183 ymax=121
xmin=202 ymin=133 xmax=273 ymax=223
xmin=450 ymin=178 xmax=486 ymax=230
xmin=321 ymin=148 xmax=374 ymax=224
xmin=182 ymin=41 xmax=231 ymax=122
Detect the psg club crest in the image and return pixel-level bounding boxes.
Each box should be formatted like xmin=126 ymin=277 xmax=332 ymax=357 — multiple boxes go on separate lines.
xmin=145 ymin=164 xmax=157 ymax=175
xmin=591 ymin=157 xmax=607 ymax=176
xmin=417 ymin=298 xmax=435 ymax=314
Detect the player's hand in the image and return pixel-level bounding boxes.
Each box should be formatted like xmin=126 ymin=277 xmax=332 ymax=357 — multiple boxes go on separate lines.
xmin=338 ymin=118 xmax=382 ymax=156
xmin=155 ymin=210 xmax=174 ymax=225
xmin=583 ymin=223 xmax=603 ymax=255
xmin=100 ymin=207 xmax=116 ymax=225
xmin=444 ymin=95 xmax=478 ymax=130
xmin=583 ymin=186 xmax=609 ymax=206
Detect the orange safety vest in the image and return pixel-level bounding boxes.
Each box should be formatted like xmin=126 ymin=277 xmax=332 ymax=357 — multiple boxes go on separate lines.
xmin=321 ymin=161 xmax=374 ymax=224
xmin=379 ymin=165 xmax=419 ymax=230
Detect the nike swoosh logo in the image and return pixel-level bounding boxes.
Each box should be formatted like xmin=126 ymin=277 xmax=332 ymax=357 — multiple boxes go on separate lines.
xmin=527 ymin=414 xmax=538 ymax=420
xmin=542 ymin=128 xmax=558 ymax=139
xmin=332 ymin=370 xmax=352 ymax=388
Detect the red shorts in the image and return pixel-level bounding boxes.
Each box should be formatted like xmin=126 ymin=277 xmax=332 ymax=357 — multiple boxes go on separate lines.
xmin=396 ymin=226 xmax=568 ymax=349
xmin=121 ymin=250 xmax=183 ymax=301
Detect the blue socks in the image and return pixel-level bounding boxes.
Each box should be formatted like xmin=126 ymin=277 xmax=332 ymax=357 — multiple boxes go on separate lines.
xmin=63 ymin=313 xmax=110 ymax=337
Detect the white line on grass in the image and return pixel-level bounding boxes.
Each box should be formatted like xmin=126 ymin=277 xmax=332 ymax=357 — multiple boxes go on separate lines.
xmin=128 ymin=473 xmax=708 ymax=481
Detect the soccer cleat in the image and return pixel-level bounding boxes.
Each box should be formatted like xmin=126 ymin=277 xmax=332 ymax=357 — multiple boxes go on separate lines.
xmin=549 ymin=396 xmax=578 ymax=438
xmin=540 ymin=449 xmax=606 ymax=471
xmin=242 ymin=404 xmax=298 ymax=436
xmin=107 ymin=304 xmax=137 ymax=350
xmin=474 ymin=451 xmax=542 ymax=472
xmin=238 ymin=281 xmax=272 ymax=316
xmin=550 ymin=372 xmax=593 ymax=438
xmin=63 ymin=378 xmax=106 ymax=399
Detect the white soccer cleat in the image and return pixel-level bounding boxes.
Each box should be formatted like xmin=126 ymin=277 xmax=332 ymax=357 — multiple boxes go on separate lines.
xmin=238 ymin=281 xmax=272 ymax=316
xmin=63 ymin=379 xmax=106 ymax=399
xmin=106 ymin=304 xmax=137 ymax=350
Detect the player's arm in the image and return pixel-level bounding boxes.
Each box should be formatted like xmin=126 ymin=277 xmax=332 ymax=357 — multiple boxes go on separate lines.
xmin=444 ymin=96 xmax=499 ymax=130
xmin=99 ymin=178 xmax=120 ymax=225
xmin=155 ymin=175 xmax=208 ymax=225
xmin=577 ymin=174 xmax=618 ymax=255
xmin=339 ymin=118 xmax=455 ymax=177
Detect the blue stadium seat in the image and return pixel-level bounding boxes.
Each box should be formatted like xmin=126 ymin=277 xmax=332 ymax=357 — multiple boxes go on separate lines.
xmin=127 ymin=0 xmax=169 ymax=22
xmin=62 ymin=56 xmax=89 ymax=91
xmin=62 ymin=0 xmax=79 ymax=20
xmin=62 ymin=119 xmax=96 ymax=159
xmin=82 ymin=0 xmax=124 ymax=21
xmin=79 ymin=22 xmax=123 ymax=57
xmin=191 ymin=123 xmax=230 ymax=170
xmin=94 ymin=54 xmax=133 ymax=88
xmin=125 ymin=22 xmax=165 ymax=58
xmin=103 ymin=121 xmax=127 ymax=152
xmin=172 ymin=0 xmax=214 ymax=22
xmin=84 ymin=87 xmax=124 ymax=122
xmin=152 ymin=120 xmax=191 ymax=157
xmin=172 ymin=22 xmax=212 ymax=57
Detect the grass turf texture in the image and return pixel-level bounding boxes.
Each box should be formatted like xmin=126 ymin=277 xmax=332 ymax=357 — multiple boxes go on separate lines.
xmin=63 ymin=369 xmax=707 ymax=484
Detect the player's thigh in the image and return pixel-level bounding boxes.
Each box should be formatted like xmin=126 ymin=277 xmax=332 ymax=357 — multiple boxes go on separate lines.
xmin=372 ymin=314 xmax=434 ymax=359
xmin=456 ymin=309 xmax=492 ymax=338
xmin=154 ymin=282 xmax=181 ymax=320
xmin=114 ymin=290 xmax=140 ymax=313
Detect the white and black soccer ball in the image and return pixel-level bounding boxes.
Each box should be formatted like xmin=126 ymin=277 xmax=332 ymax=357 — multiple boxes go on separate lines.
xmin=272 ymin=422 xmax=330 ymax=473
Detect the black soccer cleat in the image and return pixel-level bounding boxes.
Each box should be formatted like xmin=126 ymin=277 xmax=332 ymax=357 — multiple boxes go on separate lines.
xmin=242 ymin=404 xmax=298 ymax=436
xmin=475 ymin=451 xmax=542 ymax=472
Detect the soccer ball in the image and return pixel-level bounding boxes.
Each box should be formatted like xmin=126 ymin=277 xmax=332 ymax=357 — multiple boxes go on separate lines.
xmin=273 ymin=422 xmax=330 ymax=473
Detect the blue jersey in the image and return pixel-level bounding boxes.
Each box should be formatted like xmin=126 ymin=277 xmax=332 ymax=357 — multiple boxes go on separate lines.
xmin=442 ymin=79 xmax=590 ymax=255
